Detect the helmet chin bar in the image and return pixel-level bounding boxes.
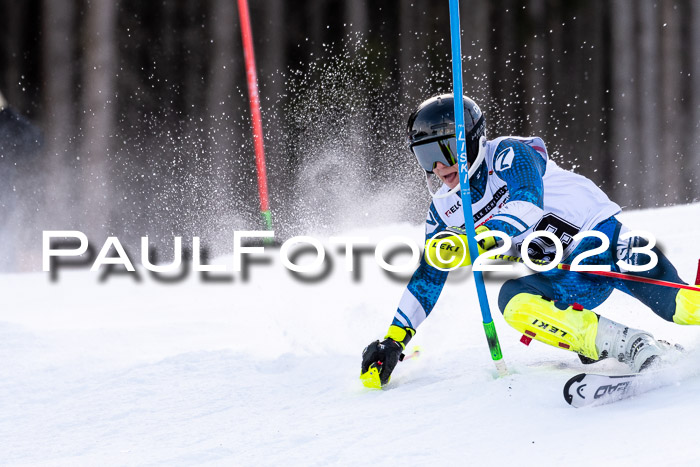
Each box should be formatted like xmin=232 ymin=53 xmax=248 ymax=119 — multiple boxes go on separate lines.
xmin=426 ymin=136 xmax=487 ymax=199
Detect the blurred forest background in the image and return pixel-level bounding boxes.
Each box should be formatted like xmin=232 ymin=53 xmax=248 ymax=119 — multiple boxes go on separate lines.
xmin=0 ymin=0 xmax=699 ymax=271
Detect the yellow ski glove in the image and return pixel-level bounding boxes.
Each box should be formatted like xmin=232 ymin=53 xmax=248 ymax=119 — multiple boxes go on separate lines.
xmin=424 ymin=225 xmax=495 ymax=269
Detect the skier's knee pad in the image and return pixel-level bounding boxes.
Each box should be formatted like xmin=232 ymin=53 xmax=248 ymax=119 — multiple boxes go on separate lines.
xmin=672 ymin=288 xmax=700 ymax=325
xmin=503 ymin=293 xmax=600 ymax=359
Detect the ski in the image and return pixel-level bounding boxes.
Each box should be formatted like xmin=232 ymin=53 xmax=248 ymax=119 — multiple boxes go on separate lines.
xmin=563 ymin=368 xmax=680 ymax=408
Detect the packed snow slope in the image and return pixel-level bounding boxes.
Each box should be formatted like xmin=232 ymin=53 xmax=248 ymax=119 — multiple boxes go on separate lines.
xmin=2 ymin=203 xmax=700 ymax=466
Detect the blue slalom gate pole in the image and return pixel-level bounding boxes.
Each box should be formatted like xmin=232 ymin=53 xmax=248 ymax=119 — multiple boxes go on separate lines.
xmin=448 ymin=0 xmax=507 ymax=376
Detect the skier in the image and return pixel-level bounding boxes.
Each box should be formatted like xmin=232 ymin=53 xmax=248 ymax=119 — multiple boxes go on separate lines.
xmin=361 ymin=94 xmax=700 ymax=387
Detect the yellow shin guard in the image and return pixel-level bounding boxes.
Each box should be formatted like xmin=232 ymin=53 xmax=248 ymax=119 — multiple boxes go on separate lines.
xmin=672 ymin=288 xmax=700 ymax=325
xmin=503 ymin=293 xmax=600 ymax=360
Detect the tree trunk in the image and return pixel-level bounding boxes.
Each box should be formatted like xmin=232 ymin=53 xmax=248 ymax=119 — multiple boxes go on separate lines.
xmin=3 ymin=1 xmax=27 ymax=109
xmin=206 ymin=0 xmax=238 ymax=121
xmin=258 ymin=0 xmax=286 ymax=212
xmin=81 ymin=0 xmax=117 ymax=234
xmin=183 ymin=1 xmax=206 ymax=122
xmin=460 ymin=0 xmax=491 ymax=107
xmin=523 ymin=0 xmax=547 ymax=137
xmin=398 ymin=1 xmax=424 ymax=106
xmin=207 ymin=0 xmax=238 ymax=197
xmin=584 ymin=0 xmax=608 ymax=187
xmin=344 ymin=0 xmax=368 ymax=39
xmin=659 ymin=0 xmax=682 ymax=205
xmin=309 ymin=0 xmax=325 ymax=61
xmin=41 ymin=0 xmax=75 ymax=215
xmin=636 ymin=1 xmax=661 ymax=205
xmin=609 ymin=0 xmax=638 ymax=207
xmin=691 ymin=0 xmax=700 ymax=203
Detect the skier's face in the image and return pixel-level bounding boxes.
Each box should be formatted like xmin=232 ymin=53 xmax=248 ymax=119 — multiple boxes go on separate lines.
xmin=433 ymin=162 xmax=460 ymax=189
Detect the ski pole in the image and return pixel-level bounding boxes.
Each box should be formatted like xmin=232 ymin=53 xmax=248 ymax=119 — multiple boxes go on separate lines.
xmin=491 ymin=254 xmax=700 ymax=293
xmin=449 ymin=0 xmax=507 ymax=377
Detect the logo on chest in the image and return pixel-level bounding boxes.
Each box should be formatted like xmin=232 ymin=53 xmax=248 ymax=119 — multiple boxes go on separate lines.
xmin=444 ymin=199 xmax=462 ymax=217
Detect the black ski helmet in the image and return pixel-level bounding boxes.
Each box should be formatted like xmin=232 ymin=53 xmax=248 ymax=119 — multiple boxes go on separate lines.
xmin=407 ymin=94 xmax=485 ymax=173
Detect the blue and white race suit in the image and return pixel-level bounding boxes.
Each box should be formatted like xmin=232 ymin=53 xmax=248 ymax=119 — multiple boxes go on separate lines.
xmin=392 ymin=136 xmax=683 ymax=330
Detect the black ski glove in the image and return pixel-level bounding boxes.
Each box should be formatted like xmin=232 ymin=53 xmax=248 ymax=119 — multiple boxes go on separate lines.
xmin=361 ymin=325 xmax=415 ymax=387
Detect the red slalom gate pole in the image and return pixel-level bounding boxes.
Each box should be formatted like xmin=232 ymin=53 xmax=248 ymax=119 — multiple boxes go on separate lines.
xmin=556 ymin=264 xmax=700 ymax=292
xmin=237 ymin=0 xmax=272 ymax=232
xmin=493 ymin=254 xmax=700 ymax=292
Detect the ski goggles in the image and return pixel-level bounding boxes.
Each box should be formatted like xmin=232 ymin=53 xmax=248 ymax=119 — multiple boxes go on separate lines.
xmin=410 ymin=136 xmax=459 ymax=173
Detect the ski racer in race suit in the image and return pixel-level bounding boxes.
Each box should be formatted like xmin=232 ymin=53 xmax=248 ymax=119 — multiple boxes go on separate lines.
xmin=360 ymin=94 xmax=700 ymax=387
